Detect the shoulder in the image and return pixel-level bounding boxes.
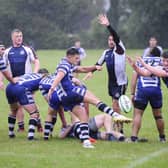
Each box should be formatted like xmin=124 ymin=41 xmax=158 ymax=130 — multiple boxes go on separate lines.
xmin=22 ymin=45 xmax=38 ymax=58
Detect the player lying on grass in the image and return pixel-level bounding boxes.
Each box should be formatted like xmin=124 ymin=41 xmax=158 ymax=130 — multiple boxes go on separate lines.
xmin=127 ymin=51 xmax=166 ymax=142
xmin=6 ymin=69 xmax=49 ymax=140
xmin=59 ymin=112 xmax=125 ymax=142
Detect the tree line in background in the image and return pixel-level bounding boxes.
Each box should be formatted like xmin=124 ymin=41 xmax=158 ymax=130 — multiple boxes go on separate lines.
xmin=0 ymin=0 xmax=167 ymax=49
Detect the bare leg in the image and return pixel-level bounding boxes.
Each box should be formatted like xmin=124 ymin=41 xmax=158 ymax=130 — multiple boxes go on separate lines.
xmin=152 ymin=108 xmax=165 ymax=141
xmin=16 ymin=106 xmax=25 ymax=132
xmin=131 ymin=108 xmax=144 ymax=141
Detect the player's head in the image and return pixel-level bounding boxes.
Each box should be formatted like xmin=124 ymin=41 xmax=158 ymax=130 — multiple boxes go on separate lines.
xmin=0 ymin=42 xmax=5 ymax=56
xmin=74 ymin=40 xmax=81 ymax=48
xmin=149 ymin=36 xmax=157 ymax=48
xmin=66 ymin=47 xmax=80 ymax=65
xmin=108 ymin=35 xmax=115 ymax=49
xmin=38 ymin=68 xmax=49 ymax=76
xmin=11 ymin=29 xmax=23 ymax=47
xmin=150 ymin=47 xmax=161 ymax=57
xmin=162 ymin=51 xmax=168 ymax=69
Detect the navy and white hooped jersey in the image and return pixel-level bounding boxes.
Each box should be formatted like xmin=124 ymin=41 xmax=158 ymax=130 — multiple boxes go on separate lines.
xmin=96 ymin=41 xmax=127 ymax=86
xmin=3 ymin=45 xmax=38 ymax=77
xmin=39 ymin=74 xmax=56 ymax=97
xmin=137 ymin=56 xmax=162 ymax=88
xmin=17 ymin=73 xmax=43 ymax=92
xmin=56 ymin=58 xmax=77 ymax=92
xmin=0 ymin=56 xmax=7 ymax=71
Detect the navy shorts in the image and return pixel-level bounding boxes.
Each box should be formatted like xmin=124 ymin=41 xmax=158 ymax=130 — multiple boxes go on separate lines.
xmin=108 ymin=84 xmax=127 ymax=100
xmin=134 ymin=87 xmax=162 ymax=110
xmin=49 ymin=91 xmax=62 ymax=111
xmin=61 ymin=86 xmax=86 ymax=111
xmin=6 ymin=83 xmax=34 ymax=105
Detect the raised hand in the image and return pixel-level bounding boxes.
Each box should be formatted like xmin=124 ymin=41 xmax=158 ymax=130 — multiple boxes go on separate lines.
xmin=126 ymin=56 xmax=136 ymax=67
xmin=98 ymin=14 xmax=110 ymax=26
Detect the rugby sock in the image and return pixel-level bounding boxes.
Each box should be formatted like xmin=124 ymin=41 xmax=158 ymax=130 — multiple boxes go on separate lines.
xmin=44 ymin=121 xmax=52 ymax=140
xmin=50 ymin=115 xmax=57 ymax=134
xmin=18 ymin=121 xmax=24 ymax=131
xmin=130 ymin=136 xmax=138 ymax=142
xmin=8 ymin=115 xmax=16 ymax=138
xmin=159 ymin=134 xmax=166 ymax=142
xmin=106 ymin=133 xmax=117 ymax=141
xmin=96 ymin=102 xmax=115 ymax=116
xmin=37 ymin=118 xmax=43 ymax=132
xmin=28 ymin=118 xmax=37 ymax=140
xmin=118 ymin=136 xmax=125 ymax=142
xmin=80 ymin=123 xmax=89 ymax=142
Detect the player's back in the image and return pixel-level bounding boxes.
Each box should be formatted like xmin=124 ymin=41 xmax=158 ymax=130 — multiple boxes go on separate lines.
xmin=18 ymin=73 xmax=43 ymax=91
xmin=137 ymin=56 xmax=161 ymax=88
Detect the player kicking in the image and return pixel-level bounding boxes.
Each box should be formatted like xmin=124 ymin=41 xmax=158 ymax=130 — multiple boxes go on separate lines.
xmin=48 ymin=48 xmax=132 ymax=148
xmin=6 ymin=69 xmax=48 ymax=140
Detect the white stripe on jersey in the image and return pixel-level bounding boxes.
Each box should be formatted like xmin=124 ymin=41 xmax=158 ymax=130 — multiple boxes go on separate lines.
xmin=18 ymin=73 xmax=42 ymax=85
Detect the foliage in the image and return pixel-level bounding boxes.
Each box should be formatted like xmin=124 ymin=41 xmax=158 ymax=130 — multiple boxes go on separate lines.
xmin=0 ymin=0 xmax=167 ymax=49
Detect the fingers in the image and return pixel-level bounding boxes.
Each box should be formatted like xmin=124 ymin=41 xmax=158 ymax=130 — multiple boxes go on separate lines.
xmin=82 ymin=72 xmax=93 ymax=81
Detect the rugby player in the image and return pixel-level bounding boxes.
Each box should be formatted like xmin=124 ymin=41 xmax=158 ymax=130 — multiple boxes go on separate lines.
xmin=3 ymin=29 xmax=41 ymax=132
xmin=6 ymin=69 xmax=48 ymax=140
xmin=84 ymin=14 xmax=128 ymax=133
xmin=127 ymin=48 xmax=166 ymax=142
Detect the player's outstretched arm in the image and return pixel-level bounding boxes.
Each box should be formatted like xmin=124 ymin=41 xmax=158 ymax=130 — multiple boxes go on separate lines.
xmin=76 ymin=65 xmax=102 ymax=73
xmin=137 ymin=57 xmax=168 ymax=77
xmin=98 ymin=14 xmax=120 ymax=44
xmin=127 ymin=56 xmax=151 ymax=77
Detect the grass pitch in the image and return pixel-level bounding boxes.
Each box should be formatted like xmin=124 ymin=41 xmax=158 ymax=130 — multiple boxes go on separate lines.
xmin=0 ymin=49 xmax=168 ymax=168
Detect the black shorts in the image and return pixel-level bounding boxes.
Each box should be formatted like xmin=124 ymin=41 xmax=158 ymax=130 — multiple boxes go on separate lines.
xmin=108 ymin=84 xmax=127 ymax=100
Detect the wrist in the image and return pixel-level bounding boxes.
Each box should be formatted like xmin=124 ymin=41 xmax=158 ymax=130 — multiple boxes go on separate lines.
xmin=50 ymin=87 xmax=55 ymax=91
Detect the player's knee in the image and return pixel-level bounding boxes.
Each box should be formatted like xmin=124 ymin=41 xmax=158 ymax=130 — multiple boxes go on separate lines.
xmin=29 ymin=110 xmax=39 ymax=118
xmin=154 ymin=115 xmax=163 ymax=120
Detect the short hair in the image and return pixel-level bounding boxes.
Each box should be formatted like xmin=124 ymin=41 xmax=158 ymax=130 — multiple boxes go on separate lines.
xmin=150 ymin=36 xmax=157 ymax=40
xmin=150 ymin=47 xmax=161 ymax=57
xmin=11 ymin=29 xmax=22 ymax=36
xmin=66 ymin=47 xmax=79 ymax=56
xmin=38 ymin=68 xmax=49 ymax=74
xmin=162 ymin=51 xmax=168 ymax=59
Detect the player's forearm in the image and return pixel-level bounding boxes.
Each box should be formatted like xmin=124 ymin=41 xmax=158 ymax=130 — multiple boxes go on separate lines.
xmin=33 ymin=59 xmax=40 ymax=73
xmin=130 ymin=72 xmax=137 ymax=95
xmin=50 ymin=71 xmax=65 ymax=90
xmin=77 ymin=65 xmax=97 ymax=73
xmin=2 ymin=70 xmax=15 ymax=83
xmin=143 ymin=64 xmax=167 ymax=77
xmin=107 ymin=25 xmax=120 ymax=44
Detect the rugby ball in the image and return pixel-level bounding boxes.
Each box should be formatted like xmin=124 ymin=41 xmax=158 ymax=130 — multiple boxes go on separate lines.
xmin=119 ymin=95 xmax=132 ymax=113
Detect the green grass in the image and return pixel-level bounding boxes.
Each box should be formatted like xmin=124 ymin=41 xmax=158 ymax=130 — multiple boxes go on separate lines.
xmin=0 ymin=49 xmax=168 ymax=168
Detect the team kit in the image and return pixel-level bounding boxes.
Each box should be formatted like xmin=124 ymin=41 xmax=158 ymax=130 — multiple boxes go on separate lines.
xmin=0 ymin=14 xmax=167 ymax=148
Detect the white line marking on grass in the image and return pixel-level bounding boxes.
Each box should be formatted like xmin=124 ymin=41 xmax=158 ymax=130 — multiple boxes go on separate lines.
xmin=125 ymin=147 xmax=168 ymax=168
